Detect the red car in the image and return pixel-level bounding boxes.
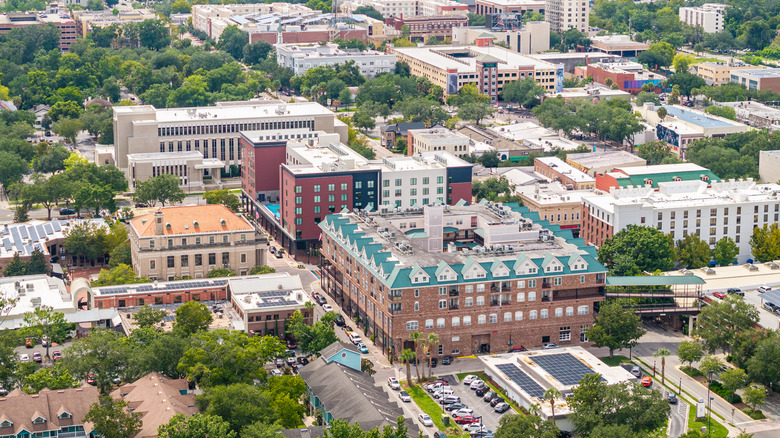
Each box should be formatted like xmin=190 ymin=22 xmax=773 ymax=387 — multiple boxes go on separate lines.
xmin=713 ymin=291 xmax=727 ymax=299
xmin=641 ymin=376 xmax=653 ymax=387
xmin=52 ymin=351 xmax=62 ymax=361
xmin=86 ymin=373 xmax=96 ymax=385
xmin=455 ymin=415 xmax=479 ymax=424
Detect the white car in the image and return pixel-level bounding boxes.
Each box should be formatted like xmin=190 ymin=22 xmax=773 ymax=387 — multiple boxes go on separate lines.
xmin=462 ymin=375 xmax=478 ymax=385
xmin=399 ymin=390 xmax=411 ymax=402
xmin=388 ymin=377 xmax=401 ymax=390
xmin=418 ymin=413 xmax=434 ymax=427
xmin=18 ymin=354 xmax=30 ymax=363
xmin=270 ymin=369 xmax=283 ymax=377
xmin=452 ymin=408 xmax=474 ymax=417
xmin=464 ymin=424 xmax=487 ymax=433
xmin=469 ymin=379 xmax=484 ymax=389
xmin=322 ymin=304 xmax=333 ymax=312
xmin=759 ymin=285 xmax=773 ymax=293
xmin=543 ymin=343 xmax=560 ymax=349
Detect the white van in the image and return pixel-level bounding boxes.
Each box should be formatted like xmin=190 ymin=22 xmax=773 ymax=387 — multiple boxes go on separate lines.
xmin=433 ymin=388 xmax=454 ymax=399
xmin=349 ymin=332 xmax=362 ymax=344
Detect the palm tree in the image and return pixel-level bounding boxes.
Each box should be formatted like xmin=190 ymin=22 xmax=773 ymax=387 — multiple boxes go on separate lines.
xmin=427 ymin=333 xmax=440 ymax=380
xmin=655 ymin=348 xmax=671 ymax=385
xmin=543 ymin=388 xmax=561 ymax=426
xmin=409 ymin=331 xmax=423 ymax=383
xmin=401 ymin=349 xmax=416 ymax=387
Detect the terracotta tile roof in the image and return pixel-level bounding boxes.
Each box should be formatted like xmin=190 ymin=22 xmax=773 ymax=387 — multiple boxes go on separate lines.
xmin=130 ymin=204 xmax=254 ymax=237
xmin=111 ymin=372 xmax=197 ymax=438
xmin=0 ymin=385 xmax=99 ymax=436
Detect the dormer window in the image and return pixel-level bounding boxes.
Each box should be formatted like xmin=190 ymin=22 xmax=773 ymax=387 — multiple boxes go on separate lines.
xmin=0 ymin=420 xmax=12 ymax=428
xmin=220 ymin=219 xmax=227 ymax=226
xmin=644 ymin=178 xmax=653 ymax=185
xmin=58 ymin=412 xmax=72 ymax=420
xmin=193 ymin=220 xmax=199 ymax=228
xmin=701 ymin=175 xmax=710 ymax=182
xmin=165 ymin=223 xmax=171 ymax=230
xmin=33 ymin=417 xmax=46 ymax=424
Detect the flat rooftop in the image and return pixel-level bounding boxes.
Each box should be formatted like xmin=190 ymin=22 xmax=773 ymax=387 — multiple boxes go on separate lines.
xmin=590 ymin=35 xmax=649 ymax=50
xmin=490 ymin=122 xmax=556 ymax=141
xmin=114 ymin=101 xmax=334 ymax=123
xmin=663 ymin=105 xmax=743 ymax=129
xmin=517 ymin=181 xmax=590 ymax=205
xmin=732 ymin=68 xmax=780 ymax=78
xmin=536 ymin=157 xmax=594 ymax=183
xmin=229 ymin=273 xmax=311 ymax=312
xmin=614 ymin=163 xmax=710 ymax=176
xmin=566 ymin=150 xmax=645 ymax=169
xmin=391 ymin=46 xmax=555 ymax=73
xmin=0 ymin=275 xmax=72 ymax=328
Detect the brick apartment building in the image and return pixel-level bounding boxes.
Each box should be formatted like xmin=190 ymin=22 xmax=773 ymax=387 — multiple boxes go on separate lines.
xmin=320 ymin=204 xmax=607 ymax=359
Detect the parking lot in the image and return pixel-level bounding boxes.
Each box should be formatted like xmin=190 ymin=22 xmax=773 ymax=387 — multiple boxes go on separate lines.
xmin=436 ymin=374 xmax=507 ymax=433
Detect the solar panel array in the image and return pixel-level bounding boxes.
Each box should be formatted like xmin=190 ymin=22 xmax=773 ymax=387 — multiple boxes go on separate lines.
xmin=0 ymin=219 xmax=65 ymax=256
xmin=96 ymin=279 xmax=230 ymax=295
xmin=495 ymin=363 xmax=545 ymax=398
xmin=530 ymin=353 xmax=600 ymax=386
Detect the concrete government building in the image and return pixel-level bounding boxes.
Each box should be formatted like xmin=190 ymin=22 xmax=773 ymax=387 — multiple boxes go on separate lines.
xmin=320 ymin=203 xmax=607 ymax=359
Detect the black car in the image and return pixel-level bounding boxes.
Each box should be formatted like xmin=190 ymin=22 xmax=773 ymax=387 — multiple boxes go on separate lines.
xmin=269 ymin=246 xmax=277 ymax=254
xmin=430 ymin=358 xmax=438 ymax=368
xmin=490 ymin=396 xmax=505 ymax=407
xmin=668 ymin=393 xmax=678 ymax=404
xmin=134 ymin=203 xmax=148 ymax=208
xmin=59 ymin=208 xmax=74 ymax=215
xmin=444 ymin=403 xmax=467 ymax=412
xmin=441 ymin=355 xmax=453 ymax=365
xmin=476 ymin=387 xmax=488 ymax=397
xmin=482 ymin=390 xmax=496 ymax=402
xmin=296 ymin=356 xmax=309 ymax=365
xmin=433 ymin=432 xmax=448 ymax=438
xmin=727 ymin=288 xmax=744 ymax=296
xmin=334 ymin=315 xmax=346 ymax=327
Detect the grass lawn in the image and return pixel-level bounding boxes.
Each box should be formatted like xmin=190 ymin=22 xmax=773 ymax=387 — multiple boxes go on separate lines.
xmin=599 ymin=355 xmax=630 ymax=367
xmin=405 ymin=384 xmax=463 ymax=435
xmin=456 ymin=372 xmax=526 ymax=414
xmin=688 ymin=404 xmax=729 ymax=438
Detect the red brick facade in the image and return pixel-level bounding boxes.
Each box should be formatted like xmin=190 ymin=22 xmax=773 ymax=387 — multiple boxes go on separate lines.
xmin=580 ymin=204 xmax=613 ymax=247
xmin=94 ymin=285 xmax=228 ymax=309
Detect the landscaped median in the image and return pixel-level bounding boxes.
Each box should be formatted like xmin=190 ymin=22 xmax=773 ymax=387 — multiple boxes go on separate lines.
xmin=404 ymin=384 xmax=468 ymax=437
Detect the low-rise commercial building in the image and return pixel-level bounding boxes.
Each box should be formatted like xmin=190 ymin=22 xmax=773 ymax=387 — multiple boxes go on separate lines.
xmin=582 ymin=179 xmax=780 ymax=263
xmin=694 ymin=61 xmax=763 ymax=86
xmin=534 ymin=157 xmax=595 ymax=190
xmin=731 ymin=68 xmax=780 ymax=94
xmin=228 ymin=273 xmax=313 ymax=335
xmin=129 ymin=204 xmax=268 ymax=280
xmin=390 ymin=45 xmax=562 ymax=102
xmin=679 ymin=3 xmax=727 ymax=33
xmin=320 ymin=203 xmax=608 ymax=358
xmin=474 ymin=0 xmax=546 ymax=16
xmin=576 ymin=60 xmax=663 ymax=94
xmin=72 ymin=7 xmax=156 ymax=38
xmin=719 ymin=101 xmax=780 ymax=130
xmin=0 ymin=275 xmax=76 ymax=330
xmin=407 ymin=127 xmax=471 ymax=157
xmin=0 ymin=12 xmax=76 ymax=51
xmin=589 ymin=35 xmax=649 ymax=58
xmin=381 ymin=123 xmax=426 ymax=149
xmin=386 ymin=15 xmax=468 ymax=41
xmin=451 ymin=21 xmax=550 ymax=54
xmin=565 ymin=150 xmax=646 ymax=177
xmin=90 ymin=277 xmax=231 ymax=309
xmin=275 ymin=43 xmax=395 ymax=78
xmin=458 ymin=124 xmax=544 ymax=161
xmin=516 ymin=181 xmax=589 ymax=234
xmin=595 ymin=163 xmax=720 ymax=192
xmin=547 ymin=85 xmax=631 ymax=102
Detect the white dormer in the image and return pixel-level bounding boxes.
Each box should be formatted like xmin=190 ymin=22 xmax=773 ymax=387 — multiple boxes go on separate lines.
xmin=513 ymin=254 xmax=538 ymax=276
xmin=409 ymin=264 xmax=430 ymax=284
xmin=568 ymin=254 xmax=588 ymax=272
xmin=542 ymin=253 xmax=564 ymax=273
xmin=435 ymin=261 xmax=457 ymax=282
xmin=490 ymin=258 xmax=510 ymax=278
xmin=462 ymin=257 xmax=488 ymax=280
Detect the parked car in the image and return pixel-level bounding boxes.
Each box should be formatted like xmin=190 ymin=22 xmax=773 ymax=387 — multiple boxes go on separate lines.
xmin=494 ymin=402 xmax=511 ymax=413
xmin=713 ymin=291 xmax=727 ymax=299
xmin=296 ymin=356 xmax=309 ymax=366
xmin=286 ymin=340 xmax=297 ymax=349
xmin=269 ymin=246 xmax=277 ymax=255
xmin=356 ymin=342 xmax=369 ymax=354
xmin=463 ymin=423 xmax=488 ymax=433
xmin=440 ymin=395 xmax=461 ymax=405
xmin=59 ymin=208 xmax=75 ymax=215
xmin=763 ymin=302 xmax=778 ymax=313
xmin=462 ymin=375 xmax=478 ymax=385
xmin=490 ymin=396 xmax=505 ymax=407
xmin=641 ymin=376 xmax=653 ymax=387
xmin=286 ymin=356 xmax=296 ymax=366
xmin=455 ymin=415 xmax=479 ymax=425
xmin=433 ymin=432 xmax=448 ymax=438
xmin=348 ymin=332 xmax=362 ymax=345
xmin=476 ymin=387 xmax=488 ymax=397
xmin=399 ymin=391 xmax=411 ymax=402
xmin=274 ymin=251 xmax=283 ymax=259
xmin=631 ymin=366 xmax=641 ymax=378
xmin=469 ymin=380 xmax=485 ymax=390
xmin=387 ymin=377 xmax=401 ymax=390
xmin=418 ymin=414 xmax=434 ymax=427
xmin=508 ymin=346 xmax=527 ymax=352
xmin=275 ymin=358 xmax=284 ymax=367
xmin=52 ymin=351 xmax=62 ymax=361
xmin=482 ymin=390 xmax=497 ymax=402
xmin=543 ymin=343 xmax=560 ymax=349
xmin=441 ymin=355 xmax=453 ymax=365
xmin=728 ymin=288 xmax=744 ymax=296
xmin=430 ymin=358 xmax=438 ymax=368
xmin=668 ymin=393 xmax=678 ymax=404
xmin=32 ymin=351 xmax=42 ymax=363
xmin=86 ymin=373 xmax=96 ymax=385
xmin=759 ymin=285 xmax=773 ymax=293
xmin=451 ymin=408 xmax=474 ymax=417
xmin=18 ymin=353 xmax=30 ymax=363
xmin=322 ymin=304 xmax=333 ymax=312
xmin=444 ymin=403 xmax=468 ymax=412
xmin=25 ymin=338 xmax=33 ymax=348
xmin=270 ymin=369 xmax=283 ymax=377
xmin=334 ymin=315 xmax=346 ymax=327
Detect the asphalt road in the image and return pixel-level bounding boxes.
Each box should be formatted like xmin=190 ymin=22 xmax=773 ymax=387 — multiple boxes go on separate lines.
xmin=668 ymin=398 xmax=689 ymax=438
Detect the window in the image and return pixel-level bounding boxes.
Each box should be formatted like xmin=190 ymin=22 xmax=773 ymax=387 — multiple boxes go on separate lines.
xmin=425 ymin=319 xmax=434 ymax=329
xmin=437 ymin=176 xmax=444 ymax=184
xmin=314 ymin=185 xmax=320 ymax=192
xmin=578 ymin=305 xmax=589 ymax=315
xmin=314 ymin=206 xmax=320 ymax=213
xmin=240 ymin=253 xmax=247 ymax=263
xmin=504 ymin=312 xmax=512 ymax=322
xmin=149 ymin=240 xmax=155 ymax=248
xmin=414 ymin=301 xmax=419 ymax=311
xmin=555 ymin=308 xmax=563 ymax=317
xmin=208 ymin=253 xmax=216 ymax=265
xmin=437 ymin=318 xmax=445 ymax=328
xmin=295 ymin=185 xmax=302 ymax=193
xmin=529 ymin=310 xmax=538 ymax=320
xmin=328 ymin=184 xmax=335 ymax=191
xmin=477 ymin=284 xmax=485 ymax=292
xmin=516 ymin=292 xmax=525 ymax=302
xmin=195 ymin=254 xmax=202 ymax=266
xmin=529 ymin=280 xmax=536 ymax=288
xmin=181 ymin=255 xmax=188 ymax=267
xmin=540 ymin=309 xmax=549 ymax=319
xmin=439 ymin=300 xmax=447 ymax=309
xmin=452 ymin=316 xmax=460 ymax=326
xmin=478 ymin=314 xmax=486 ymax=324
xmin=559 ymin=326 xmax=571 ymax=342
xmin=476 ymin=296 xmax=485 ymax=306
xmin=414 ymin=289 xmax=419 ymax=297
xmin=517 ymin=280 xmax=525 ymax=288
xmin=341 ymin=183 xmax=348 ymax=190
xmin=465 ymin=297 xmax=473 ymax=307
xmin=580 ymin=275 xmax=586 ymax=284
xmin=465 ymin=285 xmax=473 ymax=293
xmin=150 ymin=260 xmax=156 ymax=270
xmin=554 ymin=277 xmax=562 ymax=286
xmin=489 ymin=313 xmax=498 ymax=323
xmin=406 ymin=321 xmax=418 ymax=330
xmin=463 ymin=316 xmax=471 ymax=326
xmin=515 ymin=311 xmax=523 ymax=321
xmin=566 ymin=306 xmax=574 ymax=316
xmin=580 ymin=325 xmax=590 ymax=342
xmin=528 ymin=291 xmax=536 ymax=301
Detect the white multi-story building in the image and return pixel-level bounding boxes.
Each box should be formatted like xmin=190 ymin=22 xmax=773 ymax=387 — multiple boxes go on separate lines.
xmin=581 ymin=179 xmax=780 ymax=263
xmin=679 ymin=3 xmax=727 ymax=33
xmin=340 ymin=0 xmax=418 ymax=18
xmin=275 ymin=43 xmax=396 ymax=78
xmin=545 ymin=0 xmax=589 ymax=34
xmin=112 ymin=101 xmax=348 ymax=186
xmin=407 ymin=127 xmax=471 ymax=158
xmin=192 ymin=3 xmax=315 ymax=41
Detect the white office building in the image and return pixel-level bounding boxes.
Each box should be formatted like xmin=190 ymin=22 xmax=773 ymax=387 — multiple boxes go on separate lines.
xmin=275 ymin=43 xmax=396 ymax=78
xmin=679 ymin=4 xmax=727 ymax=33
xmin=545 ymin=0 xmax=589 ymax=34
xmin=582 ymin=179 xmax=780 ymax=263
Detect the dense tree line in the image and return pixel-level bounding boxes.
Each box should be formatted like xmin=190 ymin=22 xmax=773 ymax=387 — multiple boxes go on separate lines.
xmin=532 ymin=97 xmax=644 ymax=146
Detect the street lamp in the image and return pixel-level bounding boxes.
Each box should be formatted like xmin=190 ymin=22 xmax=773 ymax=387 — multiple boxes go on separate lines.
xmin=679 ymin=377 xmax=682 ymax=395
xmin=707 ymin=371 xmax=714 ymax=437
xmin=653 ymin=360 xmax=656 ymax=376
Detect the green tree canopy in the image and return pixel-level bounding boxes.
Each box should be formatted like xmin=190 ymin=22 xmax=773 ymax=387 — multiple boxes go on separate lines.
xmin=712 ymin=237 xmax=739 ymax=266
xmin=696 ymin=294 xmax=759 ymax=353
xmin=84 ymin=397 xmax=142 ymax=438
xmin=133 ymin=305 xmax=167 ymax=328
xmin=494 ymin=413 xmax=559 ymax=438
xmin=675 ymin=233 xmax=712 ymax=269
xmin=158 ymin=414 xmax=237 ymax=438
xmin=91 ymin=264 xmax=151 ymax=287
xmin=203 ymin=189 xmax=241 ymax=212
xmin=133 ymin=174 xmax=186 ymax=207
xmin=598 ymin=225 xmax=675 ymax=275
xmin=586 ymin=302 xmax=646 ymax=357
xmin=174 ymin=301 xmax=213 ymax=336
xmin=677 ymin=340 xmax=703 ymax=368
xmin=288 ymin=309 xmax=337 ymax=356
xmin=501 ymin=77 xmax=546 ymax=108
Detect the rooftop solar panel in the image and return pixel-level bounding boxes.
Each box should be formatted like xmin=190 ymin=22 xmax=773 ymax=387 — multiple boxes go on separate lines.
xmin=162 ymin=315 xmax=175 ymax=322
xmin=44 ymin=223 xmax=53 ymax=235
xmin=530 ymin=353 xmax=601 ymax=386
xmin=52 ymin=220 xmax=61 ymax=232
xmin=35 ymin=225 xmax=45 ymax=238
xmin=495 ymin=363 xmax=545 ymax=398
xmin=19 ymin=227 xmax=27 ymax=239
xmin=2 ymin=239 xmax=10 ymax=251
xmin=28 ymin=226 xmax=38 ymax=241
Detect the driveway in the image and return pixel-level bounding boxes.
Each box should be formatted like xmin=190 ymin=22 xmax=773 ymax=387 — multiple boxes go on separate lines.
xmin=438 ymin=373 xmax=506 ymax=433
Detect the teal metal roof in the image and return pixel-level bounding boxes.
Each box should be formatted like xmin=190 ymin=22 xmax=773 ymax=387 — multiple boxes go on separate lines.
xmin=444 ymin=226 xmax=459 ymax=233
xmin=606 ymin=276 xmax=705 ymax=286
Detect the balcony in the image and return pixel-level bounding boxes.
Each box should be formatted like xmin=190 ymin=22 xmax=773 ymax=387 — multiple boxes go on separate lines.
xmin=490 ymin=299 xmax=510 ymax=307
xmin=449 ymin=288 xmax=459 ymax=297
xmin=388 ymin=293 xmax=403 ymax=302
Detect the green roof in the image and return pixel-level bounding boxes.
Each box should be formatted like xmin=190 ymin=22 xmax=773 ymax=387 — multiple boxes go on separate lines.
xmin=606 ymin=276 xmax=706 ymax=286
xmin=614 ymin=170 xmax=720 ymax=188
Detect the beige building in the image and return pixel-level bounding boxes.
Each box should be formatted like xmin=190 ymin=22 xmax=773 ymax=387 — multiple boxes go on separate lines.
xmin=129 ymin=204 xmax=268 ymax=280
xmin=407 ymin=127 xmax=471 ymax=157
xmin=695 ymin=62 xmax=763 ymax=86
xmin=228 ymin=273 xmax=314 ymax=335
xmin=545 ymin=0 xmax=589 ymax=34
xmin=565 ymin=150 xmax=646 ymax=177
xmin=451 ymin=22 xmax=550 ymax=54
xmin=128 ymin=151 xmax=225 ymax=191
xmin=72 ymin=7 xmax=156 ymax=37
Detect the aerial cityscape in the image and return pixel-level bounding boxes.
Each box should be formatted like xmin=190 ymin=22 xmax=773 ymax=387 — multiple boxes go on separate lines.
xmin=1 ymin=0 xmax=780 ymax=436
